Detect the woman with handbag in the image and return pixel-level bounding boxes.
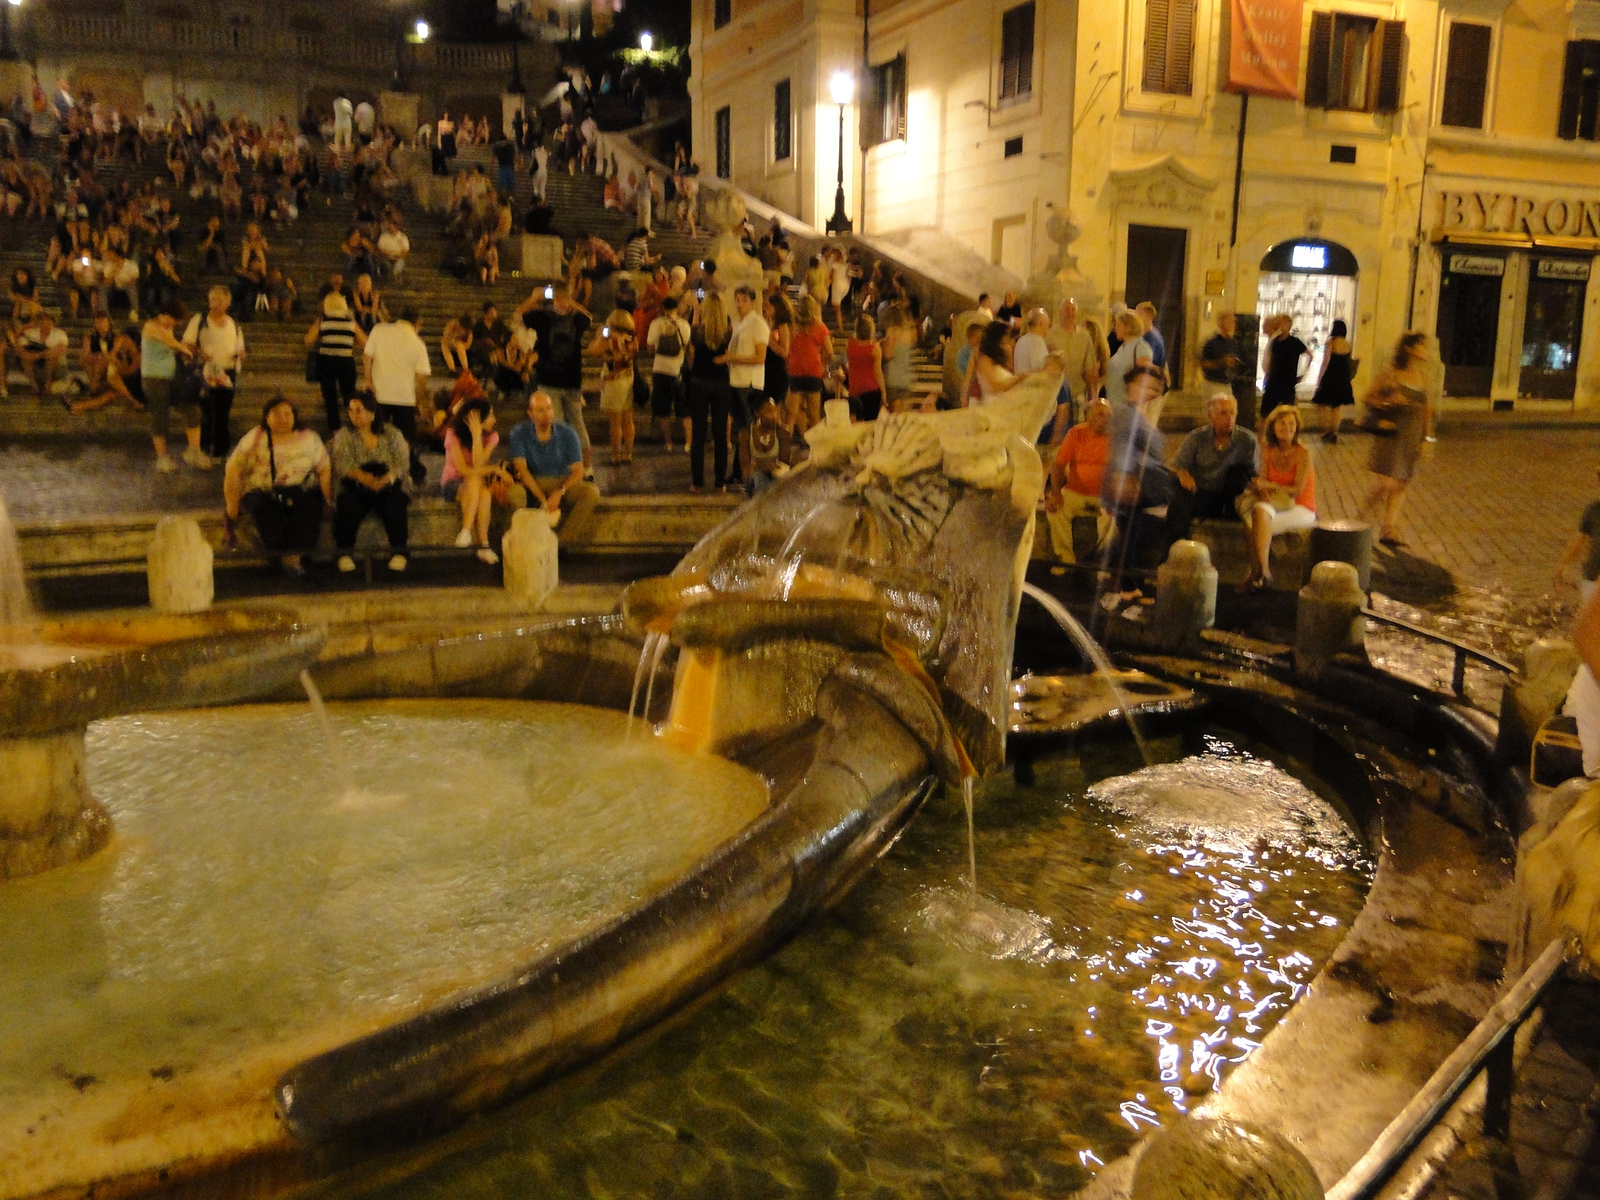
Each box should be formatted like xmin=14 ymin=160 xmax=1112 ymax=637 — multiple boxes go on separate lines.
xmin=1363 ymin=331 xmax=1434 ymax=548
xmin=182 ymin=286 xmax=245 ymax=461
xmin=223 ymin=394 xmax=333 ymax=579
xmin=305 ymin=292 xmax=365 ymax=432
xmin=1236 ymin=405 xmax=1316 ymax=592
xmin=595 ymin=309 xmax=636 ymax=465
xmin=329 ymin=391 xmax=410 ymax=574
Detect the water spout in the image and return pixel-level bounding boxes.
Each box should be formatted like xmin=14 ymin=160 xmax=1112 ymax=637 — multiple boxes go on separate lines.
xmin=1021 ymin=583 xmax=1152 ymax=766
xmin=961 ymin=776 xmax=977 ymax=892
xmin=628 ymin=631 xmax=667 ymax=733
xmin=640 ymin=632 xmax=671 ymax=733
xmin=301 ymin=670 xmax=354 ymax=799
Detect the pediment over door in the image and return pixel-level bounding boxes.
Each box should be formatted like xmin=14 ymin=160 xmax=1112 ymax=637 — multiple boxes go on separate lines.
xmin=1106 ymin=156 xmax=1217 ymax=215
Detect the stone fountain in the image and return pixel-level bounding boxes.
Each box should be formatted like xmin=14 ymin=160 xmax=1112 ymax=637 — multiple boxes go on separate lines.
xmin=0 ymin=492 xmax=324 ymax=880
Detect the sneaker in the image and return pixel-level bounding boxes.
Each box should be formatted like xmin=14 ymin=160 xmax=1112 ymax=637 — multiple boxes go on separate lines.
xmin=387 ymin=554 xmax=408 ymax=572
xmin=476 ymin=546 xmax=499 ymax=565
xmin=454 ymin=528 xmax=474 ymax=548
xmin=336 ymin=555 xmax=356 ymax=573
xmin=155 ymin=454 xmax=178 ymax=473
xmin=183 ymin=446 xmax=214 ymax=469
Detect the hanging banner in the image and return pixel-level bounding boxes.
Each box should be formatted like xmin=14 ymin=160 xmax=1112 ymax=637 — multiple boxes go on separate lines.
xmin=1228 ymin=0 xmax=1304 ymax=99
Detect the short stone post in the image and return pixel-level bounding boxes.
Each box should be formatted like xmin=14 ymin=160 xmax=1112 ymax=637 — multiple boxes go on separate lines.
xmin=1294 ymin=560 xmax=1366 ymax=681
xmin=1151 ymin=540 xmax=1217 ymax=651
xmin=1497 ymin=637 xmax=1581 ymax=769
xmin=502 ymin=507 xmax=559 ymax=610
xmin=146 ymin=516 xmax=213 ymax=613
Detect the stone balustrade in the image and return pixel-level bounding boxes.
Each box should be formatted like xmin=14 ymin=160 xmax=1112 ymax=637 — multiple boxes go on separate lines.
xmin=28 ymin=13 xmax=513 ymax=79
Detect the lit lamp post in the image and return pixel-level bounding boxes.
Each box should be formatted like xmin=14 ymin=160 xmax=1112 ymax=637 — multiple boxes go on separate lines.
xmin=639 ymin=31 xmax=653 ymax=52
xmin=825 ymin=69 xmax=853 ymax=235
xmin=0 ymin=0 xmax=23 ymax=64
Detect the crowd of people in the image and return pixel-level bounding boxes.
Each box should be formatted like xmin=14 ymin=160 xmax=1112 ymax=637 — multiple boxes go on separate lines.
xmin=0 ymin=75 xmax=1445 ymax=588
xmin=1025 ymin=295 xmax=1437 ymax=592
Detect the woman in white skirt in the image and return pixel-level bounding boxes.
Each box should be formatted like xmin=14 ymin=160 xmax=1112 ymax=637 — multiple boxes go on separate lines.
xmin=1236 ymin=404 xmax=1316 ymax=592
xmin=596 ymin=309 xmax=637 ymax=464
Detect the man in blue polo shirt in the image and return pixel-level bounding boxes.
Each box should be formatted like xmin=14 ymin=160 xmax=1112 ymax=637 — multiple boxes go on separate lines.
xmin=507 ymin=390 xmax=600 ymax=545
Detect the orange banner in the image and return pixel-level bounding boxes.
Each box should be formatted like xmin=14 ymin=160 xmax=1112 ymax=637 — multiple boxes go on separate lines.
xmin=1229 ymin=0 xmax=1303 ymax=99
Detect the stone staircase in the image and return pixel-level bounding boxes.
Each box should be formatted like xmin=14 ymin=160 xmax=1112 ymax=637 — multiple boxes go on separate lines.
xmin=0 ymin=139 xmax=717 ymax=441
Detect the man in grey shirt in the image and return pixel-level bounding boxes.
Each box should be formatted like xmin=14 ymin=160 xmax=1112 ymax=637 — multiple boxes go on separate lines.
xmin=1167 ymin=392 xmax=1259 ymax=541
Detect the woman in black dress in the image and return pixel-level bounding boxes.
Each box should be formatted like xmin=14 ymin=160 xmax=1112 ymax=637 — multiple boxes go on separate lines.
xmin=1311 ymin=318 xmax=1355 ymax=444
xmin=1261 ymin=315 xmax=1309 ymax=426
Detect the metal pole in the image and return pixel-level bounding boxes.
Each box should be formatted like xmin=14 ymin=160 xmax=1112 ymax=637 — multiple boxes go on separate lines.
xmin=1229 ymin=92 xmax=1248 ymax=247
xmin=860 ymin=0 xmax=869 ymax=234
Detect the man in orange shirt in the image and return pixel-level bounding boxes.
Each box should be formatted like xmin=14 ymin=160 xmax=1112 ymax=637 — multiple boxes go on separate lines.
xmin=1043 ymin=398 xmax=1113 ymax=562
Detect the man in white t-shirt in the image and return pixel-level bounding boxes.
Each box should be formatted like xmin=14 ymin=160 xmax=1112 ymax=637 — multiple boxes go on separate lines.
xmin=376 ymin=219 xmax=411 ymax=279
xmin=720 ymin=286 xmax=769 ymax=478
xmin=362 ymin=307 xmax=431 ymax=484
xmin=354 ymin=100 xmax=376 ymax=143
xmin=1013 ymin=308 xmax=1050 ymax=376
xmin=646 ymin=294 xmax=691 ymax=453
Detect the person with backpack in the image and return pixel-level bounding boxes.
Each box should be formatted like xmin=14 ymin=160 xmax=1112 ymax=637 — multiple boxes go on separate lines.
xmin=647 ymin=295 xmax=691 ymax=454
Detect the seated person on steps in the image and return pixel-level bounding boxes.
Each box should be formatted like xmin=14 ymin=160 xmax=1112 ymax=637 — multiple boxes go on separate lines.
xmin=1166 ymin=391 xmax=1260 ymax=543
xmin=507 ymin=390 xmax=601 ymax=547
xmin=1044 ymin=397 xmax=1114 ymax=563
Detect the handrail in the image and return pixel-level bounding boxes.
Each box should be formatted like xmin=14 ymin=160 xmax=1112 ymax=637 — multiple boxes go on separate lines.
xmin=1326 ymin=937 xmax=1570 ymax=1200
xmin=1360 ymin=606 xmax=1517 ymax=696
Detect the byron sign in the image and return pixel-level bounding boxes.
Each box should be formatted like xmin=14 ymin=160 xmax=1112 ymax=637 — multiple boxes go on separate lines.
xmin=1435 ymin=190 xmax=1600 ymax=240
xmin=1228 ymin=0 xmax=1304 ymax=99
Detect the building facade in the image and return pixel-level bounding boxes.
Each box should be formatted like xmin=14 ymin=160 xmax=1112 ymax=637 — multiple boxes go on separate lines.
xmin=692 ymin=0 xmax=1600 ymax=409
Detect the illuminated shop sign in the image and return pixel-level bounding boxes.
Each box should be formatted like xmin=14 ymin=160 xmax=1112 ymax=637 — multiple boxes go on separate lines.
xmin=1448 ymin=254 xmax=1503 ymax=276
xmin=1436 ymin=190 xmax=1600 ymax=240
xmin=1289 ymin=244 xmax=1327 ymax=270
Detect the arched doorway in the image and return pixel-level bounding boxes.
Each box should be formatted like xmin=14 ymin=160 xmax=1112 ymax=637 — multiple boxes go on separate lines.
xmin=1255 ymin=239 xmax=1359 ymax=396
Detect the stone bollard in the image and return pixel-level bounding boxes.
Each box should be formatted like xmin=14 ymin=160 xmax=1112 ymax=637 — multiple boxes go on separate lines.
xmin=1151 ymin=540 xmax=1217 ymax=651
xmin=502 ymin=507 xmax=559 ymax=610
xmin=1131 ymin=1117 xmax=1323 ymax=1200
xmin=146 ymin=515 xmax=213 ymax=613
xmin=1498 ymin=637 xmax=1581 ymax=769
xmin=1310 ymin=519 xmax=1374 ymax=590
xmin=1294 ymin=560 xmax=1366 ymax=681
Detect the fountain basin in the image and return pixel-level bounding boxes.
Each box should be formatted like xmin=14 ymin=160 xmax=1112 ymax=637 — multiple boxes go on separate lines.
xmin=0 ymin=609 xmax=324 ymax=879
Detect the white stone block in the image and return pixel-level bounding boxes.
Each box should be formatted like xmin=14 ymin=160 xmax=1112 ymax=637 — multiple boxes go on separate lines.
xmin=522 ymin=234 xmax=565 ymax=280
xmin=147 ymin=516 xmax=213 ymax=614
xmin=502 ymin=508 xmax=559 ymax=610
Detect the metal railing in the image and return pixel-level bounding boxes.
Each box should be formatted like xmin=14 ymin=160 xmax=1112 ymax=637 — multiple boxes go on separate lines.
xmin=1327 ymin=937 xmax=1570 ymax=1200
xmin=1360 ymin=607 xmax=1518 ymax=697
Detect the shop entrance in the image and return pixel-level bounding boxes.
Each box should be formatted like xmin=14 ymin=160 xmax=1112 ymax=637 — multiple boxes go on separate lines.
xmin=1255 ymin=239 xmax=1358 ymax=398
xmin=1520 ymin=257 xmax=1589 ymax=400
xmin=1437 ymin=252 xmax=1503 ymax=397
xmin=1125 ymin=225 xmax=1187 ymax=388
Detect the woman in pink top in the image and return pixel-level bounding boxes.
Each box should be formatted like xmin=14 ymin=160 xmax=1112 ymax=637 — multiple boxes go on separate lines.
xmin=784 ymin=295 xmax=833 ymax=433
xmin=441 ymin=398 xmax=511 ymax=565
xmin=1236 ymin=404 xmax=1316 ymax=591
xmin=846 ymin=314 xmax=887 ymax=422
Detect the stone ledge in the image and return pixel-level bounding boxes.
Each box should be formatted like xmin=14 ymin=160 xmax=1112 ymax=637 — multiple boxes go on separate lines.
xmin=17 ymin=495 xmax=741 ymax=575
xmin=1189 ymin=519 xmax=1312 ymax=591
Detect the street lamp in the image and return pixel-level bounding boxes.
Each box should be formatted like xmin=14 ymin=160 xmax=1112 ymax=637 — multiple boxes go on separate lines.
xmin=413 ymin=18 xmax=429 ymax=41
xmin=639 ymin=31 xmax=653 ymax=52
xmin=0 ymin=0 xmax=23 ymax=64
xmin=825 ymin=69 xmax=853 ymax=235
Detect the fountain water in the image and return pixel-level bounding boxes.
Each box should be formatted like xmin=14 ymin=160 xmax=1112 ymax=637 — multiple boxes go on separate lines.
xmin=301 ymin=669 xmax=354 ymax=799
xmin=1022 ymin=581 xmax=1153 ymax=766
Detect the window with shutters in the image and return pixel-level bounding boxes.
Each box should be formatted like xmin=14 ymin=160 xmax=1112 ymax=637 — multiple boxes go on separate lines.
xmin=1303 ymin=13 xmax=1405 ymax=113
xmin=1143 ymin=0 xmax=1196 ymax=95
xmin=713 ymin=0 xmax=730 ymax=29
xmin=772 ymin=79 xmax=791 ymax=162
xmin=714 ymin=106 xmax=731 ymax=178
xmin=864 ymin=54 xmax=907 ymax=149
xmin=1558 ymin=41 xmax=1600 ymax=140
xmin=999 ymin=3 xmax=1035 ymax=104
xmin=1440 ymin=22 xmax=1492 ymax=129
